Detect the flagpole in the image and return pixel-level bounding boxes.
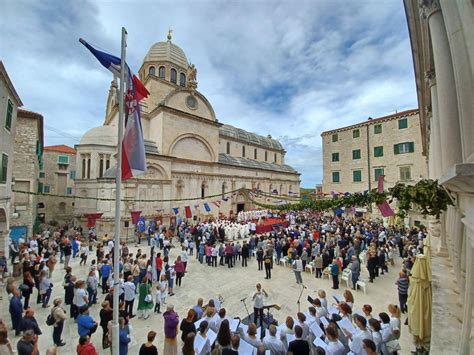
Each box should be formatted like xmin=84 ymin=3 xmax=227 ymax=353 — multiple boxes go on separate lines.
xmin=112 ymin=26 xmax=127 ymax=355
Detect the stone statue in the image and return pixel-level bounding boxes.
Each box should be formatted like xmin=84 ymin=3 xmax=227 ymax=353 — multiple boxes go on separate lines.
xmin=189 ymin=63 xmax=197 ymax=82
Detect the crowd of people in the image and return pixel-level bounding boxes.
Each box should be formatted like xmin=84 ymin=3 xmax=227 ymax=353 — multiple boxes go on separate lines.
xmin=0 ymin=209 xmax=429 ymax=354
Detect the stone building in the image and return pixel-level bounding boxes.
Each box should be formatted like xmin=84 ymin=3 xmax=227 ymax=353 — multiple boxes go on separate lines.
xmin=404 ymin=0 xmax=473 ymax=353
xmin=321 ymin=109 xmax=428 ymax=193
xmin=74 ymin=34 xmax=300 ymax=235
xmin=10 ymin=109 xmax=43 ymax=240
xmin=321 ymin=109 xmax=429 ymax=224
xmin=0 ymin=61 xmax=22 ymax=253
xmin=37 ymin=145 xmax=76 ymax=225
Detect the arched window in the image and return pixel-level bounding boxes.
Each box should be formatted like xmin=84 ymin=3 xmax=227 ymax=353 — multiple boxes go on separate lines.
xmin=242 ymin=145 xmax=246 ymax=157
xmin=221 ymin=182 xmax=226 ymax=199
xmin=158 ymin=66 xmax=165 ymax=78
xmin=149 ymin=66 xmax=156 ymax=75
xmin=170 ymin=68 xmax=177 ymax=83
xmin=201 ymin=182 xmax=207 ymax=199
xmin=176 ymin=180 xmax=184 ymax=200
xmin=254 ymin=148 xmax=257 ymax=159
xmin=180 ymin=73 xmax=186 ymax=87
xmin=226 ymin=142 xmax=230 ymax=154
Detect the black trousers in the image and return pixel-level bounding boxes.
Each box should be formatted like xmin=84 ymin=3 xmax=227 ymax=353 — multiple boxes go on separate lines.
xmin=332 ymin=274 xmax=339 ymax=289
xmin=53 ymin=321 xmax=64 ymax=345
xmin=212 ymin=256 xmax=217 ymax=267
xmin=242 ymin=256 xmax=248 ymax=267
xmin=125 ymin=300 xmax=134 ymax=317
xmin=315 ymin=268 xmax=322 ymax=278
xmin=265 ymin=264 xmax=271 ymax=279
xmin=258 ymin=260 xmax=263 ymax=270
xmin=254 ymin=307 xmax=264 ymax=327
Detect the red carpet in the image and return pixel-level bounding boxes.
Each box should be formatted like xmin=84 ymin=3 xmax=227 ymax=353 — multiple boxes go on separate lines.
xmin=255 ymin=218 xmax=289 ymax=234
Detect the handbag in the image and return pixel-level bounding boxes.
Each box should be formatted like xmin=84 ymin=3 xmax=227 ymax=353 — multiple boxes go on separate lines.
xmin=144 ymin=294 xmax=152 ymax=303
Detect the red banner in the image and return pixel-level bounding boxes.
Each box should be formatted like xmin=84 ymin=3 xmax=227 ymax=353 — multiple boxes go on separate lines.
xmin=130 ymin=210 xmax=142 ymax=225
xmin=376 ymin=175 xmax=395 ymax=217
xmin=84 ymin=213 xmax=103 ymax=228
xmin=184 ymin=206 xmax=192 ymax=219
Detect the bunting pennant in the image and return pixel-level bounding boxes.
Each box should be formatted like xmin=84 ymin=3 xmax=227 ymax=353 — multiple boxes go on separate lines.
xmin=130 ymin=210 xmax=142 ymax=225
xmin=193 ymin=204 xmax=200 ymax=211
xmin=203 ymin=202 xmax=211 ymax=213
xmin=212 ymin=201 xmax=221 ymax=208
xmin=376 ymin=175 xmax=395 ymax=217
xmin=172 ymin=207 xmax=179 ymax=215
xmin=184 ymin=206 xmax=192 ymax=218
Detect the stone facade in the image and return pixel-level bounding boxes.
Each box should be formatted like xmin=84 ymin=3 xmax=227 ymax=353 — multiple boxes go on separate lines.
xmin=321 ymin=110 xmax=429 ymax=225
xmin=38 ymin=145 xmax=76 ymax=225
xmin=321 ymin=109 xmax=428 ymax=194
xmin=74 ymin=35 xmax=300 ymax=235
xmin=10 ymin=109 xmax=43 ymax=239
xmin=404 ymin=0 xmax=474 ymax=353
xmin=0 ymin=61 xmax=22 ymax=253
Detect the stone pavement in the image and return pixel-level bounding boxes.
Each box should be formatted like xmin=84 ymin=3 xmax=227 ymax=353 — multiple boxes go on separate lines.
xmin=0 ymin=243 xmax=414 ymax=354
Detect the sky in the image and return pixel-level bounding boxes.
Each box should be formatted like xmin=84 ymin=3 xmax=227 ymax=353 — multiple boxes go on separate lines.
xmin=1 ymin=0 xmax=418 ymax=187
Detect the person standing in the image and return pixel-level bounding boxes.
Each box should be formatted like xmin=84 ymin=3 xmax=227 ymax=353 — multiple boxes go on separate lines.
xmin=99 ymin=301 xmax=113 ymax=349
xmin=174 ymin=257 xmax=185 ymax=287
xmin=330 ymin=259 xmax=340 ymax=290
xmin=241 ymin=241 xmax=249 ymax=267
xmin=314 ymin=252 xmax=323 ymax=278
xmin=9 ymin=289 xmax=23 ymax=336
xmin=264 ymin=251 xmax=272 ymax=279
xmin=179 ymin=309 xmax=196 ymax=343
xmin=119 ymin=317 xmax=131 ymax=355
xmin=16 ymin=330 xmax=39 ymax=355
xmin=86 ymin=270 xmax=98 ymax=307
xmin=252 ymin=283 xmax=268 ymax=328
xmin=163 ymin=304 xmax=179 ymax=355
xmin=139 ymin=331 xmax=158 ymax=355
xmin=100 ymin=261 xmax=112 ymax=294
xmin=51 ymin=298 xmax=67 ymax=347
xmin=349 ymin=256 xmax=360 ymax=290
xmin=293 ymin=255 xmax=303 ymax=284
xmin=123 ymin=276 xmax=136 ymax=318
xmin=63 ymin=240 xmax=72 ymax=270
xmin=396 ymin=270 xmax=409 ymax=313
xmin=39 ymin=270 xmax=52 ymax=308
xmin=137 ymin=278 xmax=153 ymax=319
xmin=256 ymin=248 xmax=264 ymax=270
xmin=155 ymin=252 xmax=163 ymax=280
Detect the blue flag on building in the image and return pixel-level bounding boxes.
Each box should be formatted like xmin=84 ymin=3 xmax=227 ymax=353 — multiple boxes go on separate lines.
xmin=172 ymin=207 xmax=179 ymax=215
xmin=203 ymin=203 xmax=211 ymax=213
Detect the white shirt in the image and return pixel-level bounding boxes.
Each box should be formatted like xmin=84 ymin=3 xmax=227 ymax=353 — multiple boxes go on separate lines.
xmin=294 ymin=259 xmax=303 ymax=272
xmin=74 ymin=288 xmax=88 ymax=307
xmin=253 ymin=291 xmax=266 ymax=309
xmin=348 ymin=329 xmax=373 ymax=355
xmin=123 ymin=281 xmax=136 ymax=301
xmin=263 ymin=335 xmax=286 ymax=355
xmin=325 ymin=339 xmax=345 ymax=355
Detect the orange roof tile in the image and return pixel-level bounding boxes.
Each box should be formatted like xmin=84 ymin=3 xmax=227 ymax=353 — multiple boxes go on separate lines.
xmin=43 ymin=144 xmax=76 ymax=154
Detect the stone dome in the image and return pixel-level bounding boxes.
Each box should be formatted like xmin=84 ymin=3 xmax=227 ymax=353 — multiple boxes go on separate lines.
xmin=80 ymin=125 xmax=118 ymax=146
xmin=143 ymin=40 xmax=188 ymax=69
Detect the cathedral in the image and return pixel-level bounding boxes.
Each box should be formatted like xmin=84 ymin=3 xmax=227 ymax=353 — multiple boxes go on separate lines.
xmin=74 ymin=33 xmax=300 ymax=234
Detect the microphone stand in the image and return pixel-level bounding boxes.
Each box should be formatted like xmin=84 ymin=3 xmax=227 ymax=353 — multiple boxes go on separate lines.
xmin=297 ymin=284 xmax=305 ymax=313
xmin=241 ymin=298 xmax=251 ymax=322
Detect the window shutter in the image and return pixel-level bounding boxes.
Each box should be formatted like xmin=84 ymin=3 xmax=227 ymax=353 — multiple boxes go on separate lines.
xmin=394 ymin=144 xmax=400 ymax=155
xmin=408 ymin=142 xmax=414 ymax=153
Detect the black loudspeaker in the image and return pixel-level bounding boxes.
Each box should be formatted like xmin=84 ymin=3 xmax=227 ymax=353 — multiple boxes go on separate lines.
xmin=193 ymin=216 xmax=197 ymax=221
xmin=124 ymin=221 xmax=130 ymax=228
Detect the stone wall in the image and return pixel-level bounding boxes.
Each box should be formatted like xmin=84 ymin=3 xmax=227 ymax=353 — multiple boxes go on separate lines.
xmin=10 ymin=115 xmax=40 ymax=237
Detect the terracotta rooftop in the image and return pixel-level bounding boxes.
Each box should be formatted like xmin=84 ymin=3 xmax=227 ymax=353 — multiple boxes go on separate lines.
xmin=44 ymin=145 xmax=76 ymax=154
xmin=321 ymin=109 xmax=419 ymax=135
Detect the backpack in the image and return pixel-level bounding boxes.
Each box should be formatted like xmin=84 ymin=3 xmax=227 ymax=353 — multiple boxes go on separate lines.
xmin=46 ymin=312 xmax=55 ymax=326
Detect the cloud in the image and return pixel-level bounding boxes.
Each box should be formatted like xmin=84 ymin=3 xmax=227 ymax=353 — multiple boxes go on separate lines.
xmin=1 ymin=0 xmax=417 ymax=187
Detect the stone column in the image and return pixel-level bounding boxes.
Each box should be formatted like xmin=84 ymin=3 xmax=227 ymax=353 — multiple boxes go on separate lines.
xmin=459 ymin=223 xmax=473 ymax=355
xmin=424 ymin=71 xmax=442 ymax=179
xmin=420 ymin=0 xmax=462 ymax=173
